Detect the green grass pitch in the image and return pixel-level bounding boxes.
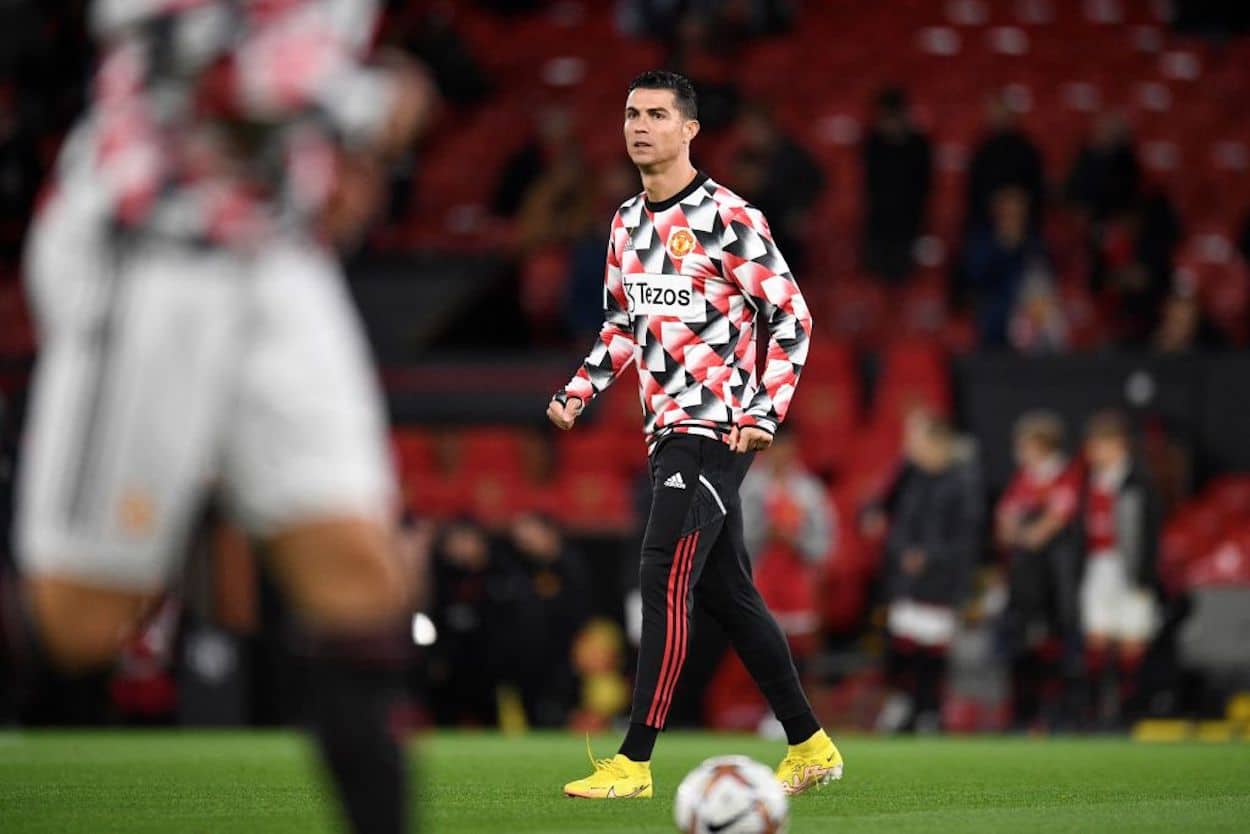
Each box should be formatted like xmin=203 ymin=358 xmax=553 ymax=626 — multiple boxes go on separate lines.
xmin=1 ymin=730 xmax=1247 ymax=833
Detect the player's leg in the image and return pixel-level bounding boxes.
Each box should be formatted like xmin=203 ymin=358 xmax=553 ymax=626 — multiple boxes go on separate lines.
xmin=1080 ymin=557 xmax=1117 ymax=723
xmin=8 ymin=229 xmax=243 ymax=718
xmin=694 ymin=485 xmax=819 ymax=741
xmin=692 ymin=445 xmax=840 ymax=794
xmin=1110 ymin=564 xmax=1156 ymax=722
xmin=229 ymin=241 xmax=412 ymax=833
xmin=564 ymin=436 xmax=724 ymax=799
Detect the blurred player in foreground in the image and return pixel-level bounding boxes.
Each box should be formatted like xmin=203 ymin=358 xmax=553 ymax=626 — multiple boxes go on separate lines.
xmin=1 ymin=2 xmax=433 ymax=831
xmin=549 ymin=70 xmax=842 ymax=799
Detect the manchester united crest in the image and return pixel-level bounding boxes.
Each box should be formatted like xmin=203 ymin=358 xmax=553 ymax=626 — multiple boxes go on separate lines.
xmin=666 ymin=228 xmax=696 ymax=259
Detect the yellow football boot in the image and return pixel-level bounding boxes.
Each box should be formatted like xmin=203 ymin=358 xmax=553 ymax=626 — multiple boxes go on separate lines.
xmin=563 ymin=747 xmax=653 ymax=800
xmin=775 ymin=729 xmax=844 ymax=796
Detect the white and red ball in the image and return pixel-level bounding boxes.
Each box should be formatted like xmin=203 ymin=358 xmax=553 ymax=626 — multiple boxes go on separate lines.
xmin=674 ymin=755 xmax=789 ymax=834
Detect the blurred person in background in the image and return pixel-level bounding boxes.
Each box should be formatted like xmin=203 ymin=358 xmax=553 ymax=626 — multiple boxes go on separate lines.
xmin=963 ymin=186 xmax=1053 ymax=349
xmin=727 ymin=102 xmax=824 ymax=271
xmin=2 ymin=3 xmax=434 ymax=832
xmin=876 ymin=410 xmax=981 ymax=734
xmin=503 ymin=511 xmax=591 ymax=728
xmin=861 ymin=86 xmax=931 ymax=283
xmin=1079 ymin=411 xmax=1161 ymax=728
xmin=1152 ymin=287 xmax=1226 ymax=352
xmin=965 ymin=91 xmax=1044 ymax=233
xmin=1064 ymin=112 xmax=1141 ymax=224
xmin=492 ymin=104 xmax=579 ymax=219
xmin=565 ymin=158 xmax=639 ymax=343
xmin=664 ymin=12 xmax=741 ymax=131
xmin=428 ymin=519 xmax=512 ymax=727
xmin=996 ymin=412 xmax=1084 ymax=731
xmin=740 ymin=431 xmax=835 ymax=663
xmin=1090 ymin=189 xmax=1181 ymax=347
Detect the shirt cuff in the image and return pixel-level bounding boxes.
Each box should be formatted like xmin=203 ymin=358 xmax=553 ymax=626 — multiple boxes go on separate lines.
xmin=738 ymin=414 xmax=777 ymax=434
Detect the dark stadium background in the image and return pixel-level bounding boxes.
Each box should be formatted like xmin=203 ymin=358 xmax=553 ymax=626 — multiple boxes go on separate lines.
xmin=1 ymin=0 xmax=1249 ymax=736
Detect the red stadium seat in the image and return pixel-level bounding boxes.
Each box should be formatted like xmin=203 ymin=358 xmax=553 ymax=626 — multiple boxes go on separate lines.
xmin=391 ymin=428 xmax=437 ymax=479
xmin=872 ymin=341 xmax=952 ymax=434
xmin=456 ymin=427 xmax=533 ymax=477
xmin=1203 ymin=475 xmax=1250 ymax=525
xmin=556 ymin=427 xmax=646 ymax=476
xmin=549 ymin=469 xmax=634 ymax=533
xmin=1186 ymin=533 xmax=1250 ymax=590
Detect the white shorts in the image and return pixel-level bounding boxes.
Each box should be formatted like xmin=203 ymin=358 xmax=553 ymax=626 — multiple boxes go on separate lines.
xmin=1080 ymin=554 xmax=1157 ymax=642
xmin=16 ymin=193 xmax=395 ymax=590
xmin=887 ymin=599 xmax=957 ymax=648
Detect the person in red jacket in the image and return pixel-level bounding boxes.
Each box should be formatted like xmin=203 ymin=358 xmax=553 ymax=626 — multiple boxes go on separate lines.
xmin=996 ymin=411 xmax=1084 ymax=730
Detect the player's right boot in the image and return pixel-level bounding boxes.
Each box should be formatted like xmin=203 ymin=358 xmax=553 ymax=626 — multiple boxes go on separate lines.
xmin=563 ymin=752 xmax=653 ymax=799
xmin=775 ymin=729 xmax=844 ymax=796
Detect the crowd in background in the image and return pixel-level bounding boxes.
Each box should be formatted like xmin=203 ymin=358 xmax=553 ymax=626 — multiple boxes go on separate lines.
xmin=0 ymin=1 xmax=1247 ymax=733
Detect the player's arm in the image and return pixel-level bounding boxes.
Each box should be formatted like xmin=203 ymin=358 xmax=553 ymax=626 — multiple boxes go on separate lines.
xmin=548 ymin=215 xmax=635 ymax=431
xmin=723 ymin=206 xmax=813 ymax=453
xmin=1019 ymin=475 xmax=1078 ymax=550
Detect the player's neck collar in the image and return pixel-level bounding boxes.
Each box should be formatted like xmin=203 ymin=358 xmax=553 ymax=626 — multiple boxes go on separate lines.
xmin=644 ymin=170 xmax=709 ymax=213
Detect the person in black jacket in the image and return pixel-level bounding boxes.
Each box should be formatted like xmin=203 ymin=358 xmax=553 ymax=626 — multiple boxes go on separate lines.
xmin=1079 ymin=411 xmax=1161 ymax=726
xmin=876 ymin=410 xmax=982 ymax=733
xmin=861 ymin=86 xmax=932 ymax=282
xmin=965 ymin=92 xmax=1044 ymax=233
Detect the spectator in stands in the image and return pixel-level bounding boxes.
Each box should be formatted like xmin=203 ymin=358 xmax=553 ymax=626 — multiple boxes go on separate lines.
xmin=503 ymin=511 xmax=591 ymax=728
xmin=861 ymin=86 xmax=932 ymax=283
xmin=965 ymin=91 xmax=1044 ymax=232
xmin=428 ymin=519 xmax=514 ymax=727
xmin=963 ymin=186 xmax=1054 ymax=349
xmin=1090 ymin=189 xmax=1181 ymax=346
xmin=665 ymin=12 xmax=741 ymax=131
xmin=727 ymin=103 xmax=825 ymax=269
xmin=740 ymin=431 xmax=835 ymax=662
xmin=996 ymin=412 xmax=1084 ymax=731
xmin=1152 ymin=287 xmax=1226 ymax=353
xmin=491 ymin=105 xmax=579 ymax=218
xmin=565 ymin=159 xmax=638 ymax=343
xmin=393 ymin=3 xmax=491 ymax=107
xmin=515 ymin=146 xmax=594 ymax=254
xmin=617 ymin=1 xmax=795 ymax=42
xmin=1064 ymin=112 xmax=1141 ymax=223
xmin=875 ymin=410 xmax=981 ymax=734
xmin=1079 ymin=411 xmax=1160 ymax=728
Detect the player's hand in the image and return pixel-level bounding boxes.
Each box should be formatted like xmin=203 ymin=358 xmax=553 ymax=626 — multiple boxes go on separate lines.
xmin=546 ymin=397 xmax=584 ymax=431
xmin=728 ymin=426 xmax=773 ymax=454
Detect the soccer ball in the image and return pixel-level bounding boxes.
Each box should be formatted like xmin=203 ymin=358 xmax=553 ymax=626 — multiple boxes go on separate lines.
xmin=673 ymin=755 xmax=789 ymax=834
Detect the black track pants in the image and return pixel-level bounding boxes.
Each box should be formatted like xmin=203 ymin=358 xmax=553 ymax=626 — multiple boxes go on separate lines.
xmin=630 ymin=434 xmax=813 ymax=729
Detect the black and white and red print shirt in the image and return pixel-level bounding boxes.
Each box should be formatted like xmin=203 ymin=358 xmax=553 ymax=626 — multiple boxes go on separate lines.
xmin=44 ymin=0 xmax=393 ymax=249
xmin=559 ymin=172 xmax=813 ymax=452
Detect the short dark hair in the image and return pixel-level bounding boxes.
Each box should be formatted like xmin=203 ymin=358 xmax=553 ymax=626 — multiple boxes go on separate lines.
xmin=627 ymin=70 xmax=698 ymax=120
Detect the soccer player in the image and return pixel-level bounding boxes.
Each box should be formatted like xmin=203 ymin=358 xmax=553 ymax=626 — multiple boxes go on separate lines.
xmin=549 ymin=70 xmax=842 ymax=799
xmin=1 ymin=2 xmax=432 ymax=832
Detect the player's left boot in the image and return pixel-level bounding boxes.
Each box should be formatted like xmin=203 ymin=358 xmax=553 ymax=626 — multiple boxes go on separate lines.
xmin=775 ymin=729 xmax=844 ymax=795
xmin=563 ymin=749 xmax=653 ymax=799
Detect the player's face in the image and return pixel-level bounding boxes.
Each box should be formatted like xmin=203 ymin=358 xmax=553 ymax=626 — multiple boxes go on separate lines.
xmin=623 ymin=88 xmax=698 ymax=170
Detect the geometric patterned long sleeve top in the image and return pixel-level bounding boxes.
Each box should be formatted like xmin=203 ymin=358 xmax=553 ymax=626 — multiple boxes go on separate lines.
xmin=51 ymin=0 xmax=394 ymax=250
xmin=558 ymin=172 xmax=813 ymax=453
